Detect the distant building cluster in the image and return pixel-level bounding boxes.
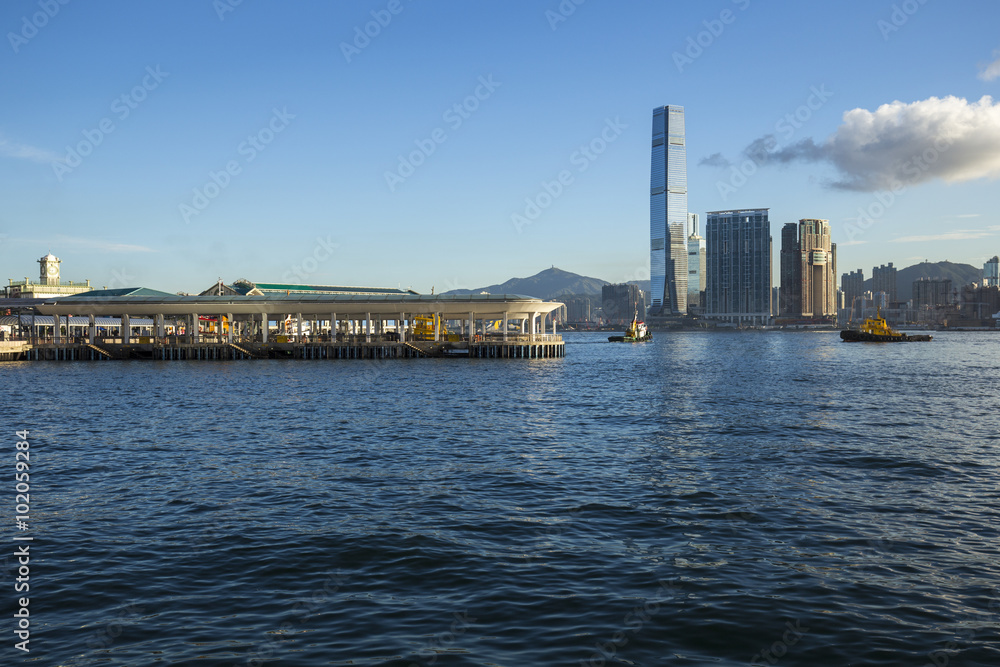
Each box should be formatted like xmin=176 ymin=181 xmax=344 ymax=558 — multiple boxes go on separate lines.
xmin=647 ymin=104 xmax=1000 ymax=329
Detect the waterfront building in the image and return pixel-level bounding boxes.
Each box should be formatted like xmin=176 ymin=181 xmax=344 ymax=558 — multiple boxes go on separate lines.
xmin=601 ymin=283 xmax=643 ymax=325
xmin=199 ymin=278 xmax=417 ymax=297
xmin=687 ymin=213 xmax=706 ymax=311
xmin=912 ymin=278 xmax=953 ymax=309
xmin=798 ymin=219 xmax=837 ymax=319
xmin=705 ymin=209 xmax=772 ymax=326
xmin=872 ymin=263 xmax=898 ymax=304
xmin=778 ymin=223 xmax=800 ymax=317
xmin=5 ymin=254 xmax=93 ymax=299
xmin=841 ymin=269 xmax=864 ymax=318
xmin=649 ymin=105 xmax=688 ymax=316
xmin=779 ymin=220 xmax=836 ymax=320
xmin=562 ymin=294 xmax=594 ymax=325
xmin=984 ymin=256 xmax=1000 ymax=288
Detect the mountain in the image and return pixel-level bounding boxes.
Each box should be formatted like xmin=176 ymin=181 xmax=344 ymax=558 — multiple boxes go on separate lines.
xmin=443 ymin=267 xmax=608 ymax=300
xmin=862 ymin=260 xmax=981 ymax=302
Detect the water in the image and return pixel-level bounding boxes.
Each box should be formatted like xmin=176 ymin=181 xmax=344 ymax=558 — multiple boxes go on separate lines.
xmin=3 ymin=331 xmax=1000 ymax=666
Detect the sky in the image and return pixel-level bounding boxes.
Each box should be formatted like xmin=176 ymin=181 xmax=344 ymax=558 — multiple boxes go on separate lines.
xmin=1 ymin=0 xmax=999 ymax=294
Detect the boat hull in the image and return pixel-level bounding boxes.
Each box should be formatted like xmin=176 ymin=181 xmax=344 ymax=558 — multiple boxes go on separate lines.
xmin=840 ymin=330 xmax=932 ymax=342
xmin=608 ymin=333 xmax=652 ymax=343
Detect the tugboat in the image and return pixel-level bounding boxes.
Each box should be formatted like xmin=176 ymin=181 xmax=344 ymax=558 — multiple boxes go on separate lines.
xmin=608 ymin=313 xmax=652 ymax=343
xmin=840 ymin=310 xmax=932 ymax=342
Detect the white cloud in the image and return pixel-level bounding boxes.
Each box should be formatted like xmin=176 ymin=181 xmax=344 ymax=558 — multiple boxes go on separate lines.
xmin=745 ymin=95 xmax=1000 ymax=191
xmin=979 ymin=51 xmax=1000 ymax=81
xmin=0 ymin=135 xmax=60 ymax=164
xmin=55 ymin=236 xmax=155 ymax=253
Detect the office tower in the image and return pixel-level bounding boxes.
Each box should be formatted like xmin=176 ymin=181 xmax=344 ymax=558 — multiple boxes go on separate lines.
xmin=872 ymin=263 xmax=898 ymax=304
xmin=779 ymin=222 xmax=801 ymax=317
xmin=705 ymin=209 xmax=772 ymax=325
xmin=984 ymin=256 xmax=1000 ymax=287
xmin=687 ymin=213 xmax=705 ymax=310
xmin=601 ymin=283 xmax=643 ymax=325
xmin=649 ymin=105 xmax=688 ymax=316
xmin=841 ymin=269 xmax=864 ymax=316
xmin=797 ymin=219 xmax=836 ymax=319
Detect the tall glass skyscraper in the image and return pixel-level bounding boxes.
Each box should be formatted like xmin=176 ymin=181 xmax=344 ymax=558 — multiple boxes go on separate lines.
xmin=649 ymin=105 xmax=688 ymax=316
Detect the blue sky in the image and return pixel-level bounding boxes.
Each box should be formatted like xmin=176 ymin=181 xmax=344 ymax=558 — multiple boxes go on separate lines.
xmin=1 ymin=0 xmax=999 ymax=294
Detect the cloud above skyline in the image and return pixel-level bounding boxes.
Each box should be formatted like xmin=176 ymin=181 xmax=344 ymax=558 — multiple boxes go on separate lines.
xmin=978 ymin=51 xmax=1000 ymax=81
xmin=739 ymin=95 xmax=1000 ymax=192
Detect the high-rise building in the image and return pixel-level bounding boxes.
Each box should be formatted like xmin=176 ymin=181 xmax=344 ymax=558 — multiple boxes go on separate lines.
xmin=872 ymin=263 xmax=898 ymax=304
xmin=984 ymin=256 xmax=1000 ymax=288
xmin=687 ymin=213 xmax=705 ymax=311
xmin=780 ymin=220 xmax=836 ymax=319
xmin=601 ymin=283 xmax=643 ymax=325
xmin=778 ymin=222 xmax=801 ymax=317
xmin=798 ymin=219 xmax=837 ymax=319
xmin=649 ymin=105 xmax=688 ymax=316
xmin=841 ymin=269 xmax=864 ymax=317
xmin=705 ymin=209 xmax=772 ymax=325
xmin=912 ymin=278 xmax=952 ymax=309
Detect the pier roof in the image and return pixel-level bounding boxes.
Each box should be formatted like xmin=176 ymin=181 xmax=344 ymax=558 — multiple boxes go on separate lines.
xmin=36 ymin=293 xmax=563 ymax=318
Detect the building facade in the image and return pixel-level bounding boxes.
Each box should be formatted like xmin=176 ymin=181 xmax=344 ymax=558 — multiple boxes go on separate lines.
xmin=778 ymin=222 xmax=801 ymax=317
xmin=5 ymin=254 xmax=93 ymax=299
xmin=705 ymin=209 xmax=772 ymax=325
xmin=872 ymin=263 xmax=898 ymax=304
xmin=984 ymin=256 xmax=999 ymax=288
xmin=912 ymin=278 xmax=953 ymax=309
xmin=649 ymin=105 xmax=688 ymax=316
xmin=841 ymin=269 xmax=865 ymax=318
xmin=687 ymin=213 xmax=705 ymax=311
xmin=797 ymin=219 xmax=837 ymax=319
xmin=601 ymin=283 xmax=643 ymax=326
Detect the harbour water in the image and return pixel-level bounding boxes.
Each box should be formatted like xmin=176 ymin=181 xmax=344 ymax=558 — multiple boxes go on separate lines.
xmin=4 ymin=330 xmax=1000 ymax=665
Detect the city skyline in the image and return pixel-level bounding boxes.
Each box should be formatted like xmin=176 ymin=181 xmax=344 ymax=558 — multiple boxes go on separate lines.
xmin=1 ymin=2 xmax=999 ymax=294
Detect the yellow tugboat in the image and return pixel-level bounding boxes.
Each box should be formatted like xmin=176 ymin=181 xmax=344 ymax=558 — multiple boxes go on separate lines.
xmin=608 ymin=313 xmax=652 ymax=343
xmin=840 ymin=310 xmax=932 ymax=342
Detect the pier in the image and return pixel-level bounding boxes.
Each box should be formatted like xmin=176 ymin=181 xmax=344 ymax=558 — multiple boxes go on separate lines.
xmin=3 ymin=292 xmax=564 ymax=361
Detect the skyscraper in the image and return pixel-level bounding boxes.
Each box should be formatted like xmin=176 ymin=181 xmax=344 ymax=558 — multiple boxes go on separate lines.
xmin=649 ymin=105 xmax=688 ymax=316
xmin=872 ymin=263 xmax=898 ymax=303
xmin=983 ymin=256 xmax=999 ymax=287
xmin=705 ymin=209 xmax=772 ymax=325
xmin=797 ymin=219 xmax=837 ymax=319
xmin=687 ymin=213 xmax=705 ymax=311
xmin=841 ymin=269 xmax=864 ymax=318
xmin=779 ymin=222 xmax=801 ymax=317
